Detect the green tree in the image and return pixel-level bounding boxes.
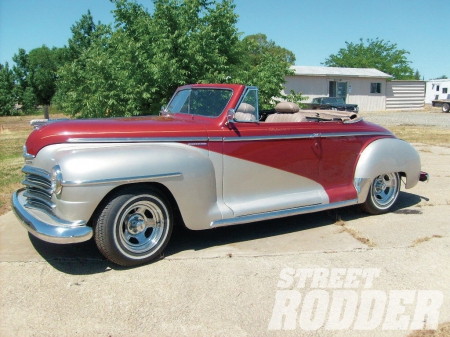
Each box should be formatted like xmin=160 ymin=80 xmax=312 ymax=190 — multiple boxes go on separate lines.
xmin=12 ymin=49 xmax=37 ymax=114
xmin=323 ymin=38 xmax=417 ymax=80
xmin=0 ymin=63 xmax=16 ymax=115
xmin=28 ymin=46 xmax=61 ymax=117
xmin=67 ymin=10 xmax=98 ymax=61
xmin=11 ymin=46 xmax=62 ymax=116
xmin=21 ymin=86 xmax=37 ymax=114
xmin=28 ymin=46 xmax=58 ymax=105
xmin=12 ymin=49 xmax=29 ymax=95
xmin=242 ymin=34 xmax=296 ymax=66
xmin=236 ymin=34 xmax=300 ymax=109
xmin=414 ymin=70 xmax=421 ymax=80
xmin=54 ymin=0 xmax=296 ymax=118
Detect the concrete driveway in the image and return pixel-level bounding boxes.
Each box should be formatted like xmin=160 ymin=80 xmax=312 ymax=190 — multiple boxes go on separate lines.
xmin=1 ymin=143 xmax=449 ymax=336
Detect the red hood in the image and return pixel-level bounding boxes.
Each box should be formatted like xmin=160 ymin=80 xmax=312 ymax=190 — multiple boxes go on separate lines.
xmin=25 ymin=115 xmax=210 ymax=155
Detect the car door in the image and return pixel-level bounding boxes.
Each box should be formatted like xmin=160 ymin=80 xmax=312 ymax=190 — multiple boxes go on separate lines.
xmin=221 ymin=89 xmax=328 ymax=217
xmin=222 ymin=123 xmax=330 ymax=217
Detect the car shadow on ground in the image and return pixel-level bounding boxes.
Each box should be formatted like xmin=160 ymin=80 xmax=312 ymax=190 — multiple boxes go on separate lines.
xmin=29 ymin=191 xmax=424 ymax=275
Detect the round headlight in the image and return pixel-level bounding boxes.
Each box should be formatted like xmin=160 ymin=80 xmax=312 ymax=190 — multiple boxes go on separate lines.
xmin=51 ymin=165 xmax=63 ymax=196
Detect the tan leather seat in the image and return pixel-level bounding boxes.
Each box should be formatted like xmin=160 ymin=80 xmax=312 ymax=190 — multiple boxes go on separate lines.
xmin=235 ymin=103 xmax=256 ymax=121
xmin=266 ymin=113 xmax=307 ymax=123
xmin=265 ymin=102 xmax=308 ymax=123
xmin=274 ymin=102 xmax=300 ymax=113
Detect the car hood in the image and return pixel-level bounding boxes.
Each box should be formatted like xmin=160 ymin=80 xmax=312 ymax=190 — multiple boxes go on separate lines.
xmin=25 ymin=115 xmax=210 ymax=156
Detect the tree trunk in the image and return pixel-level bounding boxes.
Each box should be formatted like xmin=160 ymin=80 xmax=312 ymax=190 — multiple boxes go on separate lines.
xmin=43 ymin=105 xmax=49 ymax=119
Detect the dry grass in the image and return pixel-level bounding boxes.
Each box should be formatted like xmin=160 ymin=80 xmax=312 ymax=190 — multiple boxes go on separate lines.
xmin=410 ymin=235 xmax=444 ymax=247
xmin=333 ymin=214 xmax=377 ymax=247
xmin=0 ymin=114 xmax=65 ymax=215
xmin=0 ymin=128 xmax=32 ymax=215
xmin=387 ymin=125 xmax=450 ymax=147
xmin=407 ymin=322 xmax=450 ymax=337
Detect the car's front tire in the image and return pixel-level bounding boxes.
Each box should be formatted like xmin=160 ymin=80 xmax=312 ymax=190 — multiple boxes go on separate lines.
xmin=94 ymin=186 xmax=173 ymax=266
xmin=361 ymin=173 xmax=400 ymax=215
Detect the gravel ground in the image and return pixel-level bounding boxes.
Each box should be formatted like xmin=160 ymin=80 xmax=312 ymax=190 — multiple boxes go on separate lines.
xmin=361 ymin=107 xmax=450 ymax=128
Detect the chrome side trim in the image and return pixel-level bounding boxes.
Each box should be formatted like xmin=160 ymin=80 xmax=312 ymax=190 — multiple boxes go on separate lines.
xmin=68 ymin=137 xmax=209 ymax=143
xmin=223 ymin=131 xmax=391 ymax=142
xmin=12 ymin=189 xmax=91 ymax=244
xmin=61 ymin=172 xmax=183 ymax=187
xmin=318 ymin=131 xmax=392 ymax=138
xmin=224 ymin=134 xmax=314 ymax=142
xmin=210 ymin=199 xmax=358 ymax=228
xmin=66 ymin=132 xmax=391 ymax=144
xmin=208 ymin=137 xmax=223 ymax=142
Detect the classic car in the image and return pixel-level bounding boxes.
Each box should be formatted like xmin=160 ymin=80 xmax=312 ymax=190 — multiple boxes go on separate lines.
xmin=12 ymin=84 xmax=428 ymax=266
xmin=304 ymin=97 xmax=359 ymax=113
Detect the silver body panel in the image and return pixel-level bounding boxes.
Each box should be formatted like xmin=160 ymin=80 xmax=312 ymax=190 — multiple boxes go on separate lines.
xmin=28 ymin=142 xmax=223 ymax=231
xmin=354 ymin=138 xmax=421 ymax=203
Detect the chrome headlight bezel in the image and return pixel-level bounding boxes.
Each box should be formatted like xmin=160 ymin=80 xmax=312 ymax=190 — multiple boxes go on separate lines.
xmin=51 ymin=165 xmax=63 ymax=196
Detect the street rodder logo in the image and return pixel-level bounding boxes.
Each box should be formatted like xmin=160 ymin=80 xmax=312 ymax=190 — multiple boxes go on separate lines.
xmin=268 ymin=268 xmax=443 ymax=331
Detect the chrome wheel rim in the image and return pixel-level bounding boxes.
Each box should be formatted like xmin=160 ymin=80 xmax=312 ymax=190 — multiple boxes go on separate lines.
xmin=117 ymin=199 xmax=165 ymax=254
xmin=370 ymin=173 xmax=399 ymax=209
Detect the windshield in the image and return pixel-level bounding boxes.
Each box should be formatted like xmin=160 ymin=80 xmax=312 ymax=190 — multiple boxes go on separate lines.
xmin=323 ymin=97 xmax=344 ymax=104
xmin=167 ymin=88 xmax=233 ymax=117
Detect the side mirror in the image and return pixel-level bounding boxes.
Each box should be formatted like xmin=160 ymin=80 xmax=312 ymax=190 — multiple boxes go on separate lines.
xmin=227 ymin=108 xmax=235 ymax=124
xmin=160 ymin=105 xmax=169 ymax=116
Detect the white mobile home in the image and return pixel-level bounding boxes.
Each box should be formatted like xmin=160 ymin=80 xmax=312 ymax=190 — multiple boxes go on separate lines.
xmin=284 ymin=66 xmax=392 ymax=111
xmin=425 ymin=79 xmax=450 ymax=104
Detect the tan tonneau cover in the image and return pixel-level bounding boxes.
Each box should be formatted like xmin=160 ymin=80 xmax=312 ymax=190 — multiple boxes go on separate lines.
xmin=300 ymin=109 xmax=358 ymax=121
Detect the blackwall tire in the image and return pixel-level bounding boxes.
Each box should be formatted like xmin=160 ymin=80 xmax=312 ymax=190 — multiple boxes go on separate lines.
xmin=94 ymin=186 xmax=173 ymax=266
xmin=361 ymin=172 xmax=400 ymax=215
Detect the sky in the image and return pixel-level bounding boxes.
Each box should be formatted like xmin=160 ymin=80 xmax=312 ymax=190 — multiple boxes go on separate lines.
xmin=0 ymin=0 xmax=449 ymax=80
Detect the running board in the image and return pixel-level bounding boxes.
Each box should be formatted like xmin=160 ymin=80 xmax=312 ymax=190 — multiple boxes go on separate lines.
xmin=210 ymin=199 xmax=358 ymax=228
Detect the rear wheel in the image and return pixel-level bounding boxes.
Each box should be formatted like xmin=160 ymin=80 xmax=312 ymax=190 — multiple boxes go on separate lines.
xmin=443 ymin=103 xmax=449 ymax=113
xmin=94 ymin=186 xmax=173 ymax=266
xmin=361 ymin=172 xmax=400 ymax=215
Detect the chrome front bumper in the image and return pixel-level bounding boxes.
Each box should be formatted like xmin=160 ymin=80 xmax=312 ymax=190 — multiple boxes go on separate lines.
xmin=12 ymin=188 xmax=93 ymax=244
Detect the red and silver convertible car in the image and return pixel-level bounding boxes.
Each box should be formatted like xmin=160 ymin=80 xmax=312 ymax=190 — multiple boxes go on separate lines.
xmin=12 ymin=84 xmax=429 ymax=266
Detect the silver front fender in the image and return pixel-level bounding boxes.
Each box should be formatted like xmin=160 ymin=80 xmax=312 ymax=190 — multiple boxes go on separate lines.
xmin=31 ymin=143 xmax=220 ymax=229
xmin=354 ymin=138 xmax=421 ymax=203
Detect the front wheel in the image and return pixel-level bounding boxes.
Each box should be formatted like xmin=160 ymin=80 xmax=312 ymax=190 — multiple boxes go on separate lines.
xmin=361 ymin=173 xmax=400 ymax=215
xmin=94 ymin=186 xmax=173 ymax=266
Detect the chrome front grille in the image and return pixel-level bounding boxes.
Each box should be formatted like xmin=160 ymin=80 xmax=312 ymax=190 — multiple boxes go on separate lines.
xmin=22 ymin=166 xmax=55 ymax=213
